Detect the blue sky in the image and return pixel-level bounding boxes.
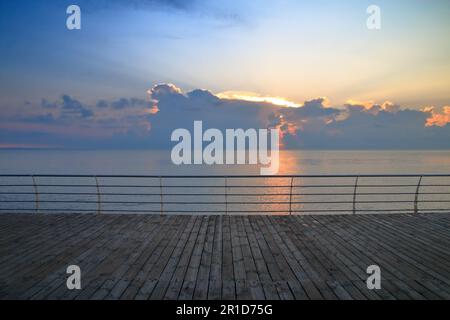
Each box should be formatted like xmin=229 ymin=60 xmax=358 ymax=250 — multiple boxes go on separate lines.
xmin=0 ymin=0 xmax=449 ymax=149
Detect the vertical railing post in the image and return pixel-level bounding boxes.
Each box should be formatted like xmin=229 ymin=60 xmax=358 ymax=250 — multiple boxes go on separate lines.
xmin=352 ymin=176 xmax=359 ymax=215
xmin=32 ymin=175 xmax=39 ymax=213
xmin=224 ymin=176 xmax=228 ymax=215
xmin=159 ymin=176 xmax=164 ymax=215
xmin=94 ymin=176 xmax=101 ymax=214
xmin=289 ymin=177 xmax=294 ymax=215
xmin=414 ymin=176 xmax=423 ymax=214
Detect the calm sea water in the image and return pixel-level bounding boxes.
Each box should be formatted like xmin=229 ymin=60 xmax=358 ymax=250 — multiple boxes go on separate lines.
xmin=1 ymin=150 xmax=449 ymax=215
xmin=1 ymin=149 xmax=450 ymax=175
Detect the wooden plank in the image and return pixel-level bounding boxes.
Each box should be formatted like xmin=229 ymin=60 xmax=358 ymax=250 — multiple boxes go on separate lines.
xmin=163 ymin=216 xmax=202 ymax=300
xmin=207 ymin=215 xmax=223 ymax=300
xmin=177 ymin=216 xmax=209 ymax=300
xmin=221 ymin=216 xmax=235 ymax=300
xmin=192 ymin=215 xmax=215 ymax=300
xmin=230 ymin=216 xmax=251 ymax=300
xmin=242 ymin=216 xmax=279 ymax=300
xmin=142 ymin=216 xmax=197 ymax=300
xmin=236 ymin=216 xmax=265 ymax=300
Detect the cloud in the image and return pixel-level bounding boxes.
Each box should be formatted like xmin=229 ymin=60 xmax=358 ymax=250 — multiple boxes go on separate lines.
xmin=0 ymin=93 xmax=155 ymax=148
xmin=278 ymin=100 xmax=450 ymax=149
xmin=345 ymin=100 xmax=401 ymax=114
xmin=101 ymin=97 xmax=149 ymax=110
xmin=76 ymin=0 xmax=197 ymax=12
xmin=60 ymin=95 xmax=94 ymax=119
xmin=425 ymin=106 xmax=450 ymax=127
xmin=39 ymin=95 xmax=94 ymax=119
xmin=96 ymin=100 xmax=109 ymax=109
xmin=145 ymin=85 xmax=450 ymax=149
xmin=71 ymin=0 xmax=245 ymax=28
xmin=278 ymin=98 xmax=339 ymax=122
xmin=144 ymin=84 xmax=280 ymax=148
xmin=1 ymin=84 xmax=449 ymax=149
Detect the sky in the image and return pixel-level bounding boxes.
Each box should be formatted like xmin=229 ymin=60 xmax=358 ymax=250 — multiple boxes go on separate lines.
xmin=0 ymin=0 xmax=449 ymax=149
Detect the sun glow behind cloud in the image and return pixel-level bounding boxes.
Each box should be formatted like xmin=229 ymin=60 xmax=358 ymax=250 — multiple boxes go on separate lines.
xmin=1 ymin=83 xmax=450 ymax=149
xmin=217 ymin=91 xmax=301 ymax=108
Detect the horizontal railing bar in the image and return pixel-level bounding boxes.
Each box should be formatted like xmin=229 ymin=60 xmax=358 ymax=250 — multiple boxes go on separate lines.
xmin=1 ymin=192 xmax=450 ymax=196
xmin=0 ymin=185 xmax=120 ymax=188
xmin=0 ymin=192 xmax=99 ymax=195
xmin=1 ymin=174 xmax=450 ymax=178
xmin=0 ymin=208 xmax=449 ymax=213
xmin=2 ymin=184 xmax=450 ymax=189
xmin=2 ymin=199 xmax=450 ymax=204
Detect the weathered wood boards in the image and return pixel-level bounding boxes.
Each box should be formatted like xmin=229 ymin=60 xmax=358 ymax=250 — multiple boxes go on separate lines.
xmin=0 ymin=212 xmax=449 ymax=300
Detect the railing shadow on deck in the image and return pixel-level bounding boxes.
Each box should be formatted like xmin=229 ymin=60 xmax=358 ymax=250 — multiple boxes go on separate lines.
xmin=0 ymin=174 xmax=449 ymax=215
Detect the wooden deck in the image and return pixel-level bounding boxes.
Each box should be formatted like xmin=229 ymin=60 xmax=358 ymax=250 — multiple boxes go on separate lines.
xmin=0 ymin=212 xmax=449 ymax=300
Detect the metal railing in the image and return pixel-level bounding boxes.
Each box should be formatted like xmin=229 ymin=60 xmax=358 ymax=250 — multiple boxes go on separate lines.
xmin=0 ymin=174 xmax=449 ymax=215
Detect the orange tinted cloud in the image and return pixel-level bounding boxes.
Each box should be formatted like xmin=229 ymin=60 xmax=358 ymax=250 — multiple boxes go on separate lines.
xmin=345 ymin=100 xmax=400 ymax=114
xmin=425 ymin=106 xmax=450 ymax=127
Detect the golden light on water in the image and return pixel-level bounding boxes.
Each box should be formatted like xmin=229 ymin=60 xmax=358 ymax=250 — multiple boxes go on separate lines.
xmin=217 ymin=91 xmax=301 ymax=108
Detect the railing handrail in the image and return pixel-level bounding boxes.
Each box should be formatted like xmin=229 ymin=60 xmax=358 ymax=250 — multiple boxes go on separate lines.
xmin=0 ymin=174 xmax=450 ymax=178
